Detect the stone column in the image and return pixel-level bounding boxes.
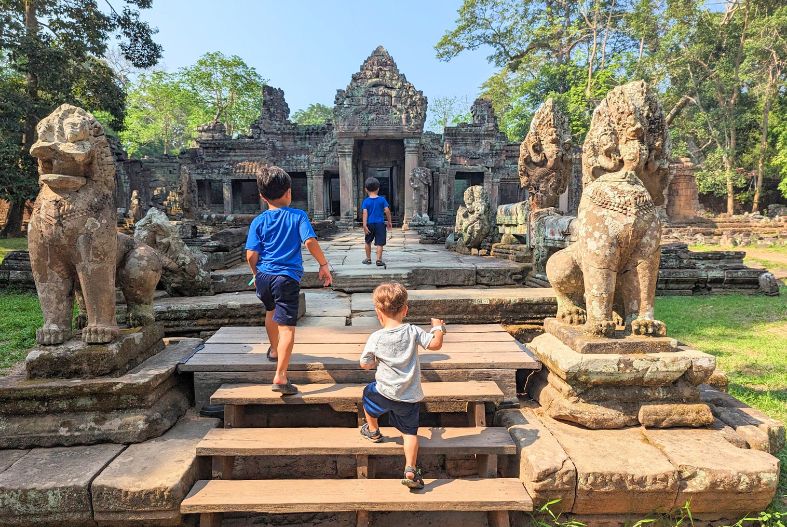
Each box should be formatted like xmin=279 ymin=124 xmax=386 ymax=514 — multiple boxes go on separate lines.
xmin=337 ymin=138 xmax=354 ymax=225
xmin=310 ymin=171 xmax=326 ymax=220
xmin=484 ymin=169 xmax=498 ymax=211
xmin=403 ymin=138 xmax=421 ymax=229
xmin=222 ymin=178 xmax=232 ymax=214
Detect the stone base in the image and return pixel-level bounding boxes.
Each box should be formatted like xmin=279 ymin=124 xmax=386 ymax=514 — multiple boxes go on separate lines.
xmin=0 ymin=414 xmax=218 ymax=527
xmin=497 ymin=406 xmax=780 ymax=516
xmin=528 ymin=332 xmax=716 ymax=428
xmin=0 ymin=339 xmax=199 ymax=448
xmin=25 ymin=324 xmax=165 ymax=379
xmin=543 ymin=318 xmax=678 ymax=354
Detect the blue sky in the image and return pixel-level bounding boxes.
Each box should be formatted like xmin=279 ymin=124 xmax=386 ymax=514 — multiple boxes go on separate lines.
xmin=138 ymin=0 xmax=497 ymax=122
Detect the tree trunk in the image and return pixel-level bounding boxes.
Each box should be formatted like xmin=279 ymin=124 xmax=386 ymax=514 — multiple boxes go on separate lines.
xmin=725 ymin=124 xmax=736 ymax=216
xmin=1 ymin=199 xmax=26 ymax=238
xmin=753 ymin=69 xmax=775 ymax=214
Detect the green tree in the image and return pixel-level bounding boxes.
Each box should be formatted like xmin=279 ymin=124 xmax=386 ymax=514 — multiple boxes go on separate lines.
xmin=0 ymin=0 xmax=161 ymax=236
xmin=180 ymin=51 xmax=266 ymax=137
xmin=120 ymin=71 xmax=208 ymax=157
xmin=292 ymin=103 xmax=333 ymax=125
xmin=427 ymin=96 xmax=472 ymax=133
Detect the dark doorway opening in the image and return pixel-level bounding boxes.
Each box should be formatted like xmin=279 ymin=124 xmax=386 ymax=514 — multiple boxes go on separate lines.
xmin=232 ymin=179 xmax=260 ymax=214
xmin=324 ymin=172 xmax=340 ymax=218
xmin=356 ymin=139 xmax=404 ymax=224
xmin=289 ymin=172 xmax=308 ymax=211
xmin=453 ymin=172 xmax=484 ymax=208
xmin=197 ymin=180 xmax=224 ymax=212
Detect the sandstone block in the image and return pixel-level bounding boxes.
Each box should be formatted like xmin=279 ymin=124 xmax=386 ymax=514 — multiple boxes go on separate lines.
xmin=92 ymin=414 xmax=219 ymax=525
xmin=25 ymin=324 xmax=164 ymax=379
xmin=638 ymin=403 xmax=714 ymax=428
xmin=543 ymin=370 xmax=701 ymax=404
xmin=544 ymin=318 xmax=678 ymax=354
xmin=539 ymin=415 xmax=678 ymax=514
xmin=0 ymin=444 xmax=124 ymax=526
xmin=495 ymin=408 xmax=576 ymax=511
xmin=644 ymin=428 xmax=779 ymax=513
xmin=0 ymin=449 xmax=28 ymax=473
xmin=531 ymin=378 xmax=639 ymax=429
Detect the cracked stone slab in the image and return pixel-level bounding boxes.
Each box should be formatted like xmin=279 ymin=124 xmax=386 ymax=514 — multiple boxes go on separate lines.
xmin=0 ymin=444 xmax=124 ymax=527
xmin=644 ymin=428 xmax=779 ymax=513
xmin=92 ymin=414 xmax=219 ymax=525
xmin=495 ymin=407 xmax=576 ymax=512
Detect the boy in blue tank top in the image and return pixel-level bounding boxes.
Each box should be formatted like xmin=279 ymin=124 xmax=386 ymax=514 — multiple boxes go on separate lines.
xmin=361 ymin=177 xmax=393 ymax=266
xmin=245 ymin=165 xmax=332 ymax=395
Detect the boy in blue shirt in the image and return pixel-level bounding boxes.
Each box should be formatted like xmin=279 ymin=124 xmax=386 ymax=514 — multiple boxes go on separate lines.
xmin=361 ymin=177 xmax=393 ymax=266
xmin=246 ymin=165 xmax=332 ymax=395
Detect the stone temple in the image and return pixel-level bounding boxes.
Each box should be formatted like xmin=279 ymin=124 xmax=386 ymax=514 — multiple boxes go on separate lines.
xmin=125 ymin=46 xmax=524 ymax=226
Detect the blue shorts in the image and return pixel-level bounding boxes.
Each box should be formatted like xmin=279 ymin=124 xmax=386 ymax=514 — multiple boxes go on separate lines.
xmin=362 ymin=382 xmax=420 ymax=435
xmin=255 ymin=273 xmax=300 ymax=326
xmin=364 ymin=223 xmax=387 ymax=246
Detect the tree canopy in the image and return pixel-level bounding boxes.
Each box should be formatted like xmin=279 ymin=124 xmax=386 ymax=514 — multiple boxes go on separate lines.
xmin=292 ymin=103 xmax=333 ymax=125
xmin=437 ymin=0 xmax=787 ymax=213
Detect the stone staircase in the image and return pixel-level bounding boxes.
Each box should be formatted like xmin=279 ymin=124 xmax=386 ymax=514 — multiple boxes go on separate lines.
xmin=179 ymin=326 xmax=536 ymax=526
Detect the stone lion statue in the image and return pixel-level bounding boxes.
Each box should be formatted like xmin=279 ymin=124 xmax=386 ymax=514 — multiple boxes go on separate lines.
xmin=455 ymin=185 xmax=493 ymax=251
xmin=28 ymin=105 xmax=164 ymax=346
xmin=519 ymin=99 xmax=573 ymax=211
xmin=546 ymin=81 xmax=671 ymax=337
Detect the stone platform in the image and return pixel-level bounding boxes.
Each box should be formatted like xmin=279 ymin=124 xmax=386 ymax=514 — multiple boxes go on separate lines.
xmin=0 ymin=413 xmax=218 ymax=527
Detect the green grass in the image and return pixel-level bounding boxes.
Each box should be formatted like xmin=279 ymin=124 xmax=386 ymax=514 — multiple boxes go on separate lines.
xmin=656 ymin=289 xmax=787 ymax=512
xmin=0 ymin=237 xmax=27 ymax=264
xmin=0 ymin=292 xmax=41 ymax=373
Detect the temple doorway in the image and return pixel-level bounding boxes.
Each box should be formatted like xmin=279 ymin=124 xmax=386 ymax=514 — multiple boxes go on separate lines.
xmin=356 ymin=139 xmax=404 ymax=224
xmin=453 ymin=171 xmax=484 ymax=209
xmin=324 ymin=172 xmax=340 ymax=218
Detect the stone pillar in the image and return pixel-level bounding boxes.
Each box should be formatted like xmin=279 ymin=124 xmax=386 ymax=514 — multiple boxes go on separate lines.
xmin=222 ymin=178 xmax=232 ymax=214
xmin=310 ymin=171 xmax=326 ymax=220
xmin=667 ymin=158 xmax=700 ymax=222
xmin=484 ymin=169 xmax=498 ymax=211
xmin=337 ymin=138 xmax=354 ymax=225
xmin=403 ymin=138 xmax=421 ymax=229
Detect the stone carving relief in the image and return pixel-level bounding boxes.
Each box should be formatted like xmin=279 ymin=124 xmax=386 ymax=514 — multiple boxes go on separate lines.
xmin=134 ymin=207 xmax=212 ymax=296
xmin=409 ymin=166 xmax=432 ymax=220
xmin=454 ymin=185 xmax=494 ymax=252
xmin=334 ymin=46 xmax=426 ymax=135
xmin=519 ymin=99 xmax=572 ymax=211
xmin=546 ymin=81 xmax=671 ymax=337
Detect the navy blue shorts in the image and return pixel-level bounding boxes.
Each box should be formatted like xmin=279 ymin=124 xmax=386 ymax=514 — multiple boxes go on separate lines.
xmin=364 ymin=223 xmax=387 ymax=246
xmin=255 ymin=273 xmax=300 ymax=326
xmin=362 ymin=382 xmax=419 ymax=435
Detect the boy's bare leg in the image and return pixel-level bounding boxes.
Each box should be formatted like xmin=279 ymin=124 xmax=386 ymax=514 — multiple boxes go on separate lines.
xmin=363 ymin=408 xmax=379 ymax=431
xmin=365 ymin=243 xmax=372 ymax=260
xmin=403 ymin=434 xmax=419 ymax=473
xmin=273 ymin=324 xmax=295 ymax=385
xmin=376 ymin=245 xmax=383 ymax=261
xmin=264 ymin=311 xmax=279 ymax=359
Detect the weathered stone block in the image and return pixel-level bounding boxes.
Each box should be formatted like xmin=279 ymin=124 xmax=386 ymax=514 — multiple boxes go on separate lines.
xmin=644 ymin=428 xmax=779 ymax=513
xmin=0 ymin=444 xmax=124 ymax=526
xmin=92 ymin=414 xmax=218 ymax=526
xmin=544 ymin=318 xmax=678 ymax=354
xmin=637 ymin=402 xmax=714 ymax=428
xmin=495 ymin=408 xmax=576 ymax=511
xmin=531 ymin=378 xmax=639 ymax=429
xmin=25 ymin=324 xmax=164 ymax=379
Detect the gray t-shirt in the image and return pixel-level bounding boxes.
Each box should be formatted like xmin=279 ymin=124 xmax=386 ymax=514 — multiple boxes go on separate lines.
xmin=360 ymin=323 xmax=434 ymax=403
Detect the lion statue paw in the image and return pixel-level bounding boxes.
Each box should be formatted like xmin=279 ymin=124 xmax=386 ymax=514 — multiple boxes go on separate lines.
xmin=631 ymin=318 xmax=667 ymax=337
xmin=82 ymin=324 xmax=120 ymax=344
xmin=586 ymin=319 xmax=617 ymax=337
xmin=557 ymin=305 xmax=586 ymax=325
xmin=36 ymin=325 xmax=72 ymax=346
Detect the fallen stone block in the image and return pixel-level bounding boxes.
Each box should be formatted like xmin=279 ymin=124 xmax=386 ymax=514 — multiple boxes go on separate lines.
xmin=638 ymin=402 xmax=714 ymax=428
xmin=92 ymin=413 xmax=219 ymax=526
xmin=495 ymin=408 xmax=576 ymax=512
xmin=0 ymin=444 xmax=124 ymax=527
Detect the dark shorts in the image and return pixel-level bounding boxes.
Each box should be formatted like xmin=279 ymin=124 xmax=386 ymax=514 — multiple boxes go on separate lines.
xmin=364 ymin=223 xmax=387 ymax=246
xmin=255 ymin=273 xmax=300 ymax=326
xmin=362 ymin=382 xmax=420 ymax=435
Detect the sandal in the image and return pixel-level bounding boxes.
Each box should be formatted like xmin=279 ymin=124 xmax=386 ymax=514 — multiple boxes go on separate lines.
xmin=362 ymin=258 xmax=372 ymax=265
xmin=271 ymin=381 xmax=298 ymax=396
xmin=360 ymin=423 xmax=383 ymax=443
xmin=266 ymin=346 xmax=277 ymax=362
xmin=376 ymin=260 xmax=385 ymax=267
xmin=401 ymin=466 xmax=424 ymax=490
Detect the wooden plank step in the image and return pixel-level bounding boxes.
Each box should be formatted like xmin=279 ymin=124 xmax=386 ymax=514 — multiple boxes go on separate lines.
xmin=182 ymin=351 xmax=538 ymax=372
xmin=197 ymin=427 xmax=516 ymax=456
xmin=181 ymin=478 xmax=533 ymax=514
xmin=200 ymin=341 xmax=525 ymax=354
xmin=211 ymin=381 xmax=504 ymax=406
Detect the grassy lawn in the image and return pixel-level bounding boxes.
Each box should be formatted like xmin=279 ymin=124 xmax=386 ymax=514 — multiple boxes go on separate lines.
xmin=0 ymin=237 xmax=27 ymax=264
xmin=656 ymin=289 xmax=787 ymax=512
xmin=0 ymin=292 xmax=41 ymax=373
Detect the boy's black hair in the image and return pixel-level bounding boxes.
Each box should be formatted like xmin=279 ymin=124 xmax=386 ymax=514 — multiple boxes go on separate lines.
xmin=256 ymin=165 xmax=291 ymax=200
xmin=364 ymin=177 xmax=380 ymax=192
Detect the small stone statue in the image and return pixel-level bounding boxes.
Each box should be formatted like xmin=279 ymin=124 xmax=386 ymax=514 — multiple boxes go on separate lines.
xmin=455 ymin=185 xmax=493 ymax=252
xmin=129 ymin=189 xmax=143 ymax=223
xmin=546 ymin=81 xmax=672 ymax=337
xmin=409 ymin=167 xmax=432 ymax=220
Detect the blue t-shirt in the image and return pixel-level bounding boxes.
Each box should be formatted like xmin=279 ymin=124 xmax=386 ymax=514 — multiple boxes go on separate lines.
xmin=245 ymin=207 xmax=317 ymax=282
xmin=362 ymin=195 xmax=389 ymax=224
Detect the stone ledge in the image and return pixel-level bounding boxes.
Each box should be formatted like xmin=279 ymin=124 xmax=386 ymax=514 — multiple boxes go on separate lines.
xmin=543 ymin=318 xmax=678 ymax=354
xmin=92 ymin=414 xmax=219 ymax=526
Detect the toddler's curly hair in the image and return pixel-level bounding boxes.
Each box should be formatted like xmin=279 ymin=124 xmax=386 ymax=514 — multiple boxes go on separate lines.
xmin=373 ymin=282 xmax=408 ymax=316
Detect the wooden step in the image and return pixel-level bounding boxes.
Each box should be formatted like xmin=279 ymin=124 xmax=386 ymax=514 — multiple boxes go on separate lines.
xmin=198 ymin=426 xmax=516 ymax=456
xmin=182 ymin=478 xmax=532 ymax=526
xmin=211 ymin=381 xmax=502 ymax=428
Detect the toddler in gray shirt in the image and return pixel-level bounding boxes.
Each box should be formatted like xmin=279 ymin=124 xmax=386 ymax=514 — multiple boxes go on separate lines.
xmin=359 ymin=282 xmax=445 ymax=490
